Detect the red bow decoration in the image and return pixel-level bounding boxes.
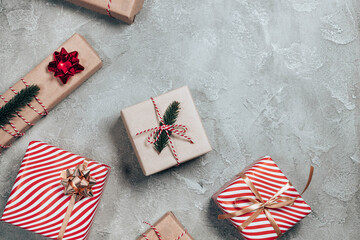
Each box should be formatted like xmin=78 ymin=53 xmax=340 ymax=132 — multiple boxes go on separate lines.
xmin=48 ymin=48 xmax=84 ymax=84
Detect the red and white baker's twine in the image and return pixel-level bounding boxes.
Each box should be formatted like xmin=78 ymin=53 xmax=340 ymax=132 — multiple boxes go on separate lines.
xmin=142 ymin=221 xmax=187 ymax=240
xmin=0 ymin=78 xmax=48 ymax=149
xmin=135 ymin=97 xmax=194 ymax=166
xmin=106 ymin=0 xmax=114 ymax=18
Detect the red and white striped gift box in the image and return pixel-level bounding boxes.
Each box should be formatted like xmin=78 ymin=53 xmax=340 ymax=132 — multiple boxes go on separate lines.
xmin=0 ymin=141 xmax=111 ymax=240
xmin=212 ymin=156 xmax=312 ymax=240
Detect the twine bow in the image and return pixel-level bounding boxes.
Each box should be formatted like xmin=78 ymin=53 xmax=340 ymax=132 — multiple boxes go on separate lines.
xmin=136 ymin=97 xmax=194 ymax=165
xmin=218 ymin=166 xmax=314 ymax=238
xmin=57 ymin=160 xmax=96 ymax=240
xmin=142 ymin=221 xmax=187 ymax=240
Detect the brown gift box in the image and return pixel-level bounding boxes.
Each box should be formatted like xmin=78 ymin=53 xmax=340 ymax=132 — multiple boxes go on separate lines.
xmin=66 ymin=0 xmax=144 ymax=24
xmin=121 ymin=86 xmax=212 ymax=176
xmin=0 ymin=33 xmax=102 ymax=151
xmin=138 ymin=212 xmax=194 ymax=240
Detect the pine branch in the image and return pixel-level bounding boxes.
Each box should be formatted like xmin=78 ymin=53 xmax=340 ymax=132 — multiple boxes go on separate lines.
xmin=0 ymin=85 xmax=40 ymax=126
xmin=154 ymin=101 xmax=180 ymax=153
xmin=163 ymin=101 xmax=180 ymax=126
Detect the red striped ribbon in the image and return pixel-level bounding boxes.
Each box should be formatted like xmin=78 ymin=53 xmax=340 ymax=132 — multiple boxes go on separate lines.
xmin=135 ymin=97 xmax=194 ymax=166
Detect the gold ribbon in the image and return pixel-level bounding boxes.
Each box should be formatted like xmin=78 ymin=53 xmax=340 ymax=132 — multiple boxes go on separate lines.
xmin=218 ymin=166 xmax=314 ymax=237
xmin=57 ymin=159 xmax=96 ymax=240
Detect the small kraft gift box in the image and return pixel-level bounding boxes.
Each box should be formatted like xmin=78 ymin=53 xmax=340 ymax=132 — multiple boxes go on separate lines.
xmin=121 ymin=86 xmax=212 ymax=176
xmin=212 ymin=156 xmax=313 ymax=240
xmin=0 ymin=33 xmax=102 ymax=153
xmin=0 ymin=141 xmax=111 ymax=240
xmin=66 ymin=0 xmax=144 ymax=24
xmin=138 ymin=211 xmax=194 ymax=240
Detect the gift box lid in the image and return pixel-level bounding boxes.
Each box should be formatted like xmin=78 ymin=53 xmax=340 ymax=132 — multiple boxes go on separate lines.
xmin=0 ymin=141 xmax=111 ymax=240
xmin=138 ymin=211 xmax=194 ymax=240
xmin=0 ymin=33 xmax=102 ymax=152
xmin=121 ymin=86 xmax=212 ymax=176
xmin=213 ymin=156 xmax=312 ymax=240
xmin=66 ymin=0 xmax=144 ymax=24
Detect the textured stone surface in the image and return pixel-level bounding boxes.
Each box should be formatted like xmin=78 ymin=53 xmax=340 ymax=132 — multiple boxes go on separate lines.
xmin=0 ymin=0 xmax=359 ymax=239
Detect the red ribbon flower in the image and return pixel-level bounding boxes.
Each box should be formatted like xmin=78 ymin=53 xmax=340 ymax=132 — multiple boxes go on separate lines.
xmin=48 ymin=48 xmax=84 ymax=84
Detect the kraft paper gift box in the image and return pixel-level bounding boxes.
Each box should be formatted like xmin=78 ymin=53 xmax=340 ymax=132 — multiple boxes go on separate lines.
xmin=138 ymin=212 xmax=194 ymax=240
xmin=66 ymin=0 xmax=144 ymax=24
xmin=121 ymin=86 xmax=212 ymax=176
xmin=0 ymin=141 xmax=111 ymax=240
xmin=0 ymin=33 xmax=102 ymax=153
xmin=212 ymin=156 xmax=313 ymax=240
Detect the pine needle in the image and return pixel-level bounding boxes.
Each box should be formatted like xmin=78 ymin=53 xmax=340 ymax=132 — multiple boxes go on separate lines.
xmin=0 ymin=85 xmax=40 ymax=126
xmin=154 ymin=101 xmax=180 ymax=153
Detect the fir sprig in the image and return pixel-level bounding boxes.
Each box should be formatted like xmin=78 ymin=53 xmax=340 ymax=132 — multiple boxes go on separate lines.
xmin=0 ymin=85 xmax=40 ymax=126
xmin=154 ymin=101 xmax=180 ymax=153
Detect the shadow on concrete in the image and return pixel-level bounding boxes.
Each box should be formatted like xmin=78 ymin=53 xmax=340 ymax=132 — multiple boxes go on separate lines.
xmin=109 ymin=115 xmax=146 ymax=184
xmin=280 ymin=220 xmax=302 ymax=240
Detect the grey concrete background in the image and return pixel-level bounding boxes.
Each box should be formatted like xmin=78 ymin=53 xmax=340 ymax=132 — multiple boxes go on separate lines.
xmin=0 ymin=0 xmax=359 ymax=239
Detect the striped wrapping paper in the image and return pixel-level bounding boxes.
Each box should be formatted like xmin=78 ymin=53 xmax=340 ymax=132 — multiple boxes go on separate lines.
xmin=0 ymin=141 xmax=111 ymax=240
xmin=213 ymin=156 xmax=311 ymax=240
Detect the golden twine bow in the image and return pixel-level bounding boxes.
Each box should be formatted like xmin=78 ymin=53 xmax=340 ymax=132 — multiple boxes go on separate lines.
xmin=218 ymin=166 xmax=314 ymax=238
xmin=57 ymin=159 xmax=96 ymax=240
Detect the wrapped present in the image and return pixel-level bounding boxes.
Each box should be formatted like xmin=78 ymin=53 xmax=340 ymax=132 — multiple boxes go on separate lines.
xmin=138 ymin=212 xmax=194 ymax=240
xmin=212 ymin=156 xmax=313 ymax=240
xmin=0 ymin=141 xmax=111 ymax=240
xmin=121 ymin=86 xmax=212 ymax=176
xmin=0 ymin=33 xmax=102 ymax=152
xmin=66 ymin=0 xmax=144 ymax=24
